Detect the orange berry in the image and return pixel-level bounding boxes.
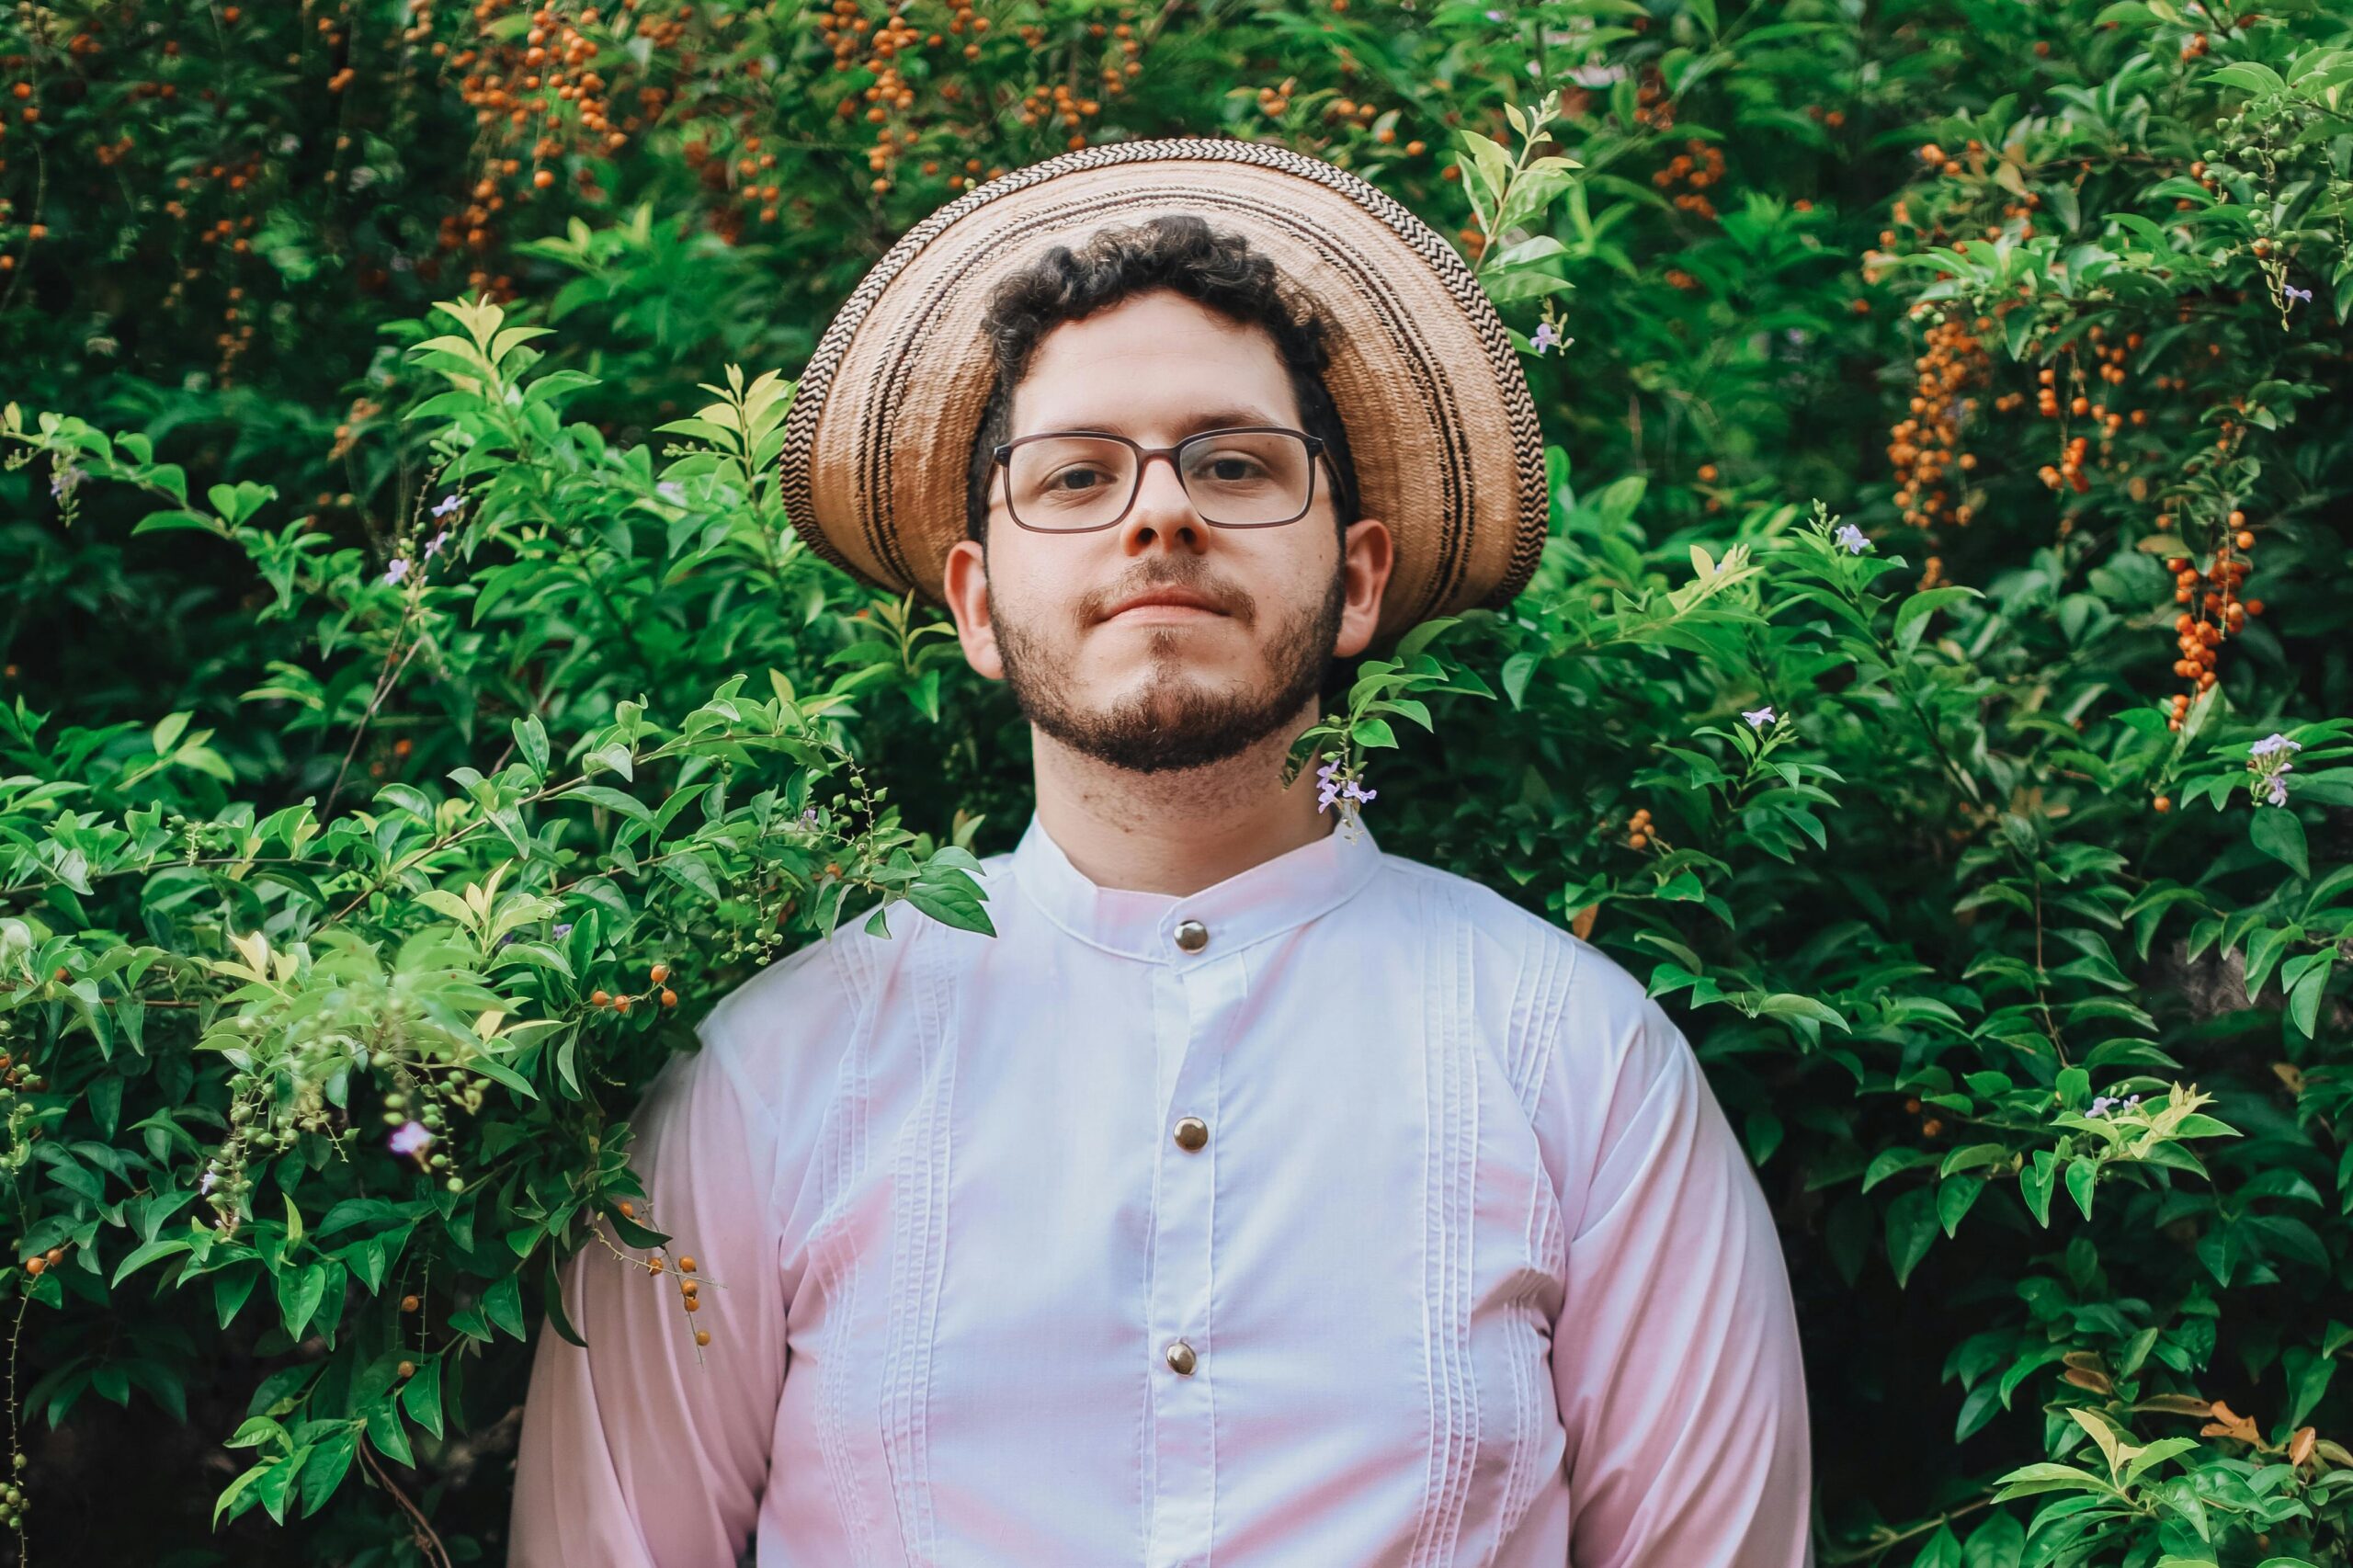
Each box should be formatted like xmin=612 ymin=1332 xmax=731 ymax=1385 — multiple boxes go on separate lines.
xmin=649 ymin=962 xmax=670 ymax=984
xmin=678 ymin=1256 xmax=696 ymax=1273
xmin=401 ymin=1293 xmax=421 ymax=1312
xmin=22 ymin=1256 xmax=40 ymax=1276
xmin=590 ymin=990 xmax=610 ymax=1006
xmin=661 ymin=988 xmax=677 ymax=1007
xmin=684 ymin=1294 xmax=700 ymax=1312
xmin=695 ymin=1328 xmax=711 ymax=1346
xmin=614 ymin=995 xmax=632 ymax=1014
xmin=397 ymin=1359 xmax=415 ymax=1379
xmin=2153 ymin=796 xmax=2172 ymax=812
xmin=533 ymin=168 xmax=554 ymax=188
xmin=617 ymin=1199 xmax=635 ymax=1219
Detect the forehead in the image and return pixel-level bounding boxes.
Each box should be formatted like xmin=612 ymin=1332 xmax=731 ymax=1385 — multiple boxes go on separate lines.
xmin=1007 ymin=290 xmax=1303 ymax=437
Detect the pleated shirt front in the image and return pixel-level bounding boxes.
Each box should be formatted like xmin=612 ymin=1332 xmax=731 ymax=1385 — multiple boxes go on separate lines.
xmin=512 ymin=811 xmax=1814 ymax=1567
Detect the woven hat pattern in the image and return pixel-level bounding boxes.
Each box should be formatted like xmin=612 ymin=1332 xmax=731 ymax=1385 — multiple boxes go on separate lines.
xmin=778 ymin=137 xmax=1549 ymax=645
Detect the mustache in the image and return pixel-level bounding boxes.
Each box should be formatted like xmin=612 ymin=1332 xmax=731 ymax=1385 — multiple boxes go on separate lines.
xmin=1084 ymin=563 xmax=1254 ymax=622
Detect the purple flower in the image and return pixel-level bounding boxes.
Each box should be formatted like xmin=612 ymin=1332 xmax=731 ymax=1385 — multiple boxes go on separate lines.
xmin=1742 ymin=705 xmax=1777 ymax=729
xmin=657 ymin=481 xmax=687 ymax=503
xmin=431 ymin=493 xmax=463 ymax=518
xmin=388 ymin=1119 xmax=433 ymax=1157
xmin=2283 ymin=283 xmax=2313 ymax=308
xmin=199 ymin=1169 xmax=219 ymax=1196
xmin=2250 ymin=733 xmax=2301 ymax=759
xmin=1314 ymin=758 xmax=1378 ymax=815
xmin=382 ymin=557 xmax=411 ymax=586
xmin=801 ymin=806 xmax=821 ymax=826
xmin=1529 ymin=321 xmax=1563 ymax=355
xmin=49 ymin=464 xmax=82 ymax=502
xmin=423 ymin=530 xmax=449 ymax=559
xmin=2268 ymin=773 xmax=2290 ymax=807
xmin=551 ymin=922 xmax=574 ymax=938
xmin=1834 ymin=524 xmax=1871 ymax=554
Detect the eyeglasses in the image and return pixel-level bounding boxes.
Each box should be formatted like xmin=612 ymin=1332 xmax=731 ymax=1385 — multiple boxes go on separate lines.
xmin=990 ymin=426 xmax=1330 ymax=533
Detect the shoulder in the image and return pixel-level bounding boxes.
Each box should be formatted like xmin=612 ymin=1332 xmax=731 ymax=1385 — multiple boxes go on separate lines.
xmin=1366 ymin=847 xmax=1661 ymax=1040
xmin=1368 ymin=847 xmax=1691 ymax=1178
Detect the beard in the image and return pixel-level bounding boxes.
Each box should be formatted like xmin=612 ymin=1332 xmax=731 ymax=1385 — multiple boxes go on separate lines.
xmin=990 ymin=560 xmax=1347 ymax=776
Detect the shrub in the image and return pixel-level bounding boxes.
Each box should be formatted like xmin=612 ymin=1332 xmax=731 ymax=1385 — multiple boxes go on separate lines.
xmin=2 ymin=0 xmax=2352 ymax=1562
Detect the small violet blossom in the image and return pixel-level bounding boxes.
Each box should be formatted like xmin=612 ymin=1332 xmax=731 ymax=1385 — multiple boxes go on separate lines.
xmin=381 ymin=557 xmax=411 ymax=586
xmin=1741 ymin=705 xmax=1777 ymax=729
xmin=1314 ymin=758 xmax=1378 ymax=817
xmin=551 ymin=922 xmax=574 ymax=939
xmin=2282 ymin=283 xmax=2313 ymax=309
xmin=1834 ymin=523 xmax=1872 ymax=555
xmin=2086 ymin=1093 xmax=2142 ymax=1118
xmin=49 ymin=463 xmax=83 ymax=502
xmin=2248 ymin=733 xmax=2302 ymax=807
xmin=1529 ymin=321 xmax=1563 ymax=356
xmin=199 ymin=1169 xmax=219 ymax=1196
xmin=388 ymin=1119 xmax=434 ymax=1157
xmin=656 ymin=481 xmax=687 ymax=504
xmin=423 ymin=530 xmax=449 ymax=560
xmin=431 ymin=493 xmax=464 ymax=519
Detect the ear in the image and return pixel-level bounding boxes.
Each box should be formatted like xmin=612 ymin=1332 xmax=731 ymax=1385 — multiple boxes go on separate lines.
xmin=942 ymin=537 xmax=1006 ymax=680
xmin=1332 ymin=517 xmax=1394 ymax=660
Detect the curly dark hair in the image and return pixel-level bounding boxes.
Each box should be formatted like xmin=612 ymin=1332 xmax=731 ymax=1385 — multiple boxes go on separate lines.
xmin=963 ymin=212 xmax=1361 ymax=548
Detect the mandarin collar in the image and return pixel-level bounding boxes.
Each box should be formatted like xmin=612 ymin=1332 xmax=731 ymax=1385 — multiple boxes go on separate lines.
xmin=1006 ymin=809 xmax=1384 ymax=963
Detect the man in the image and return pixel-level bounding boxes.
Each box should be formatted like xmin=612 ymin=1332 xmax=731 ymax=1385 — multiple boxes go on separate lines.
xmin=513 ymin=140 xmax=1813 ymax=1566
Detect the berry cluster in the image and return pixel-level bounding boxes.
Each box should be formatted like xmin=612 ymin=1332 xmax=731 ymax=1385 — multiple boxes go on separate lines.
xmin=1887 ymin=311 xmax=1987 ymax=537
xmin=1649 ymin=137 xmax=1724 ymax=222
xmin=2161 ymin=511 xmax=2263 ymax=730
xmin=589 ymin=960 xmax=678 ymax=1015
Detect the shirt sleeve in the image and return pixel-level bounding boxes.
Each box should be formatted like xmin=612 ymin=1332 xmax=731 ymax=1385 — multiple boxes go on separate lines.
xmin=510 ymin=1004 xmax=791 ymax=1568
xmin=1548 ymin=951 xmax=1814 ymax=1568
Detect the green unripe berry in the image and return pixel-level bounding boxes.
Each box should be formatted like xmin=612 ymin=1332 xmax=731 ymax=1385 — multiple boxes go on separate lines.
xmin=445 ymin=1176 xmax=464 ymax=1192
xmin=384 ymin=1092 xmax=405 ymax=1110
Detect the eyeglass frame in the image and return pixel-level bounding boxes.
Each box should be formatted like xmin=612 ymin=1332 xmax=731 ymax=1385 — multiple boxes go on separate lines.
xmin=987 ymin=425 xmax=1336 ymax=534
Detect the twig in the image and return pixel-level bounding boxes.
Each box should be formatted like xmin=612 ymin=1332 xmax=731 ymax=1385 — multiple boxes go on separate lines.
xmin=358 ymin=1442 xmax=454 ymax=1568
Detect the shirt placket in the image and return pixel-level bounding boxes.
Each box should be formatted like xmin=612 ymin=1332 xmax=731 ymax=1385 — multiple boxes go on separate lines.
xmin=1143 ymin=913 xmax=1241 ymax=1568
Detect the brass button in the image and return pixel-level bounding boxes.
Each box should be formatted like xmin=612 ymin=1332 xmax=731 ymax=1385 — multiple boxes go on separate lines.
xmin=1173 ymin=1116 xmax=1209 ymax=1152
xmin=1165 ymin=1339 xmax=1198 ymax=1376
xmin=1174 ymin=919 xmax=1209 ymax=953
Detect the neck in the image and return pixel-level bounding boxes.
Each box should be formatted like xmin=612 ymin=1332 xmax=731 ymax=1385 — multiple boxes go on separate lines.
xmin=1029 ymin=707 xmax=1337 ymax=897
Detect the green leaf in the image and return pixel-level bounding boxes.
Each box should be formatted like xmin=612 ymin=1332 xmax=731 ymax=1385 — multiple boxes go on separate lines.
xmin=400 ymin=1358 xmax=445 ymax=1438
xmin=1886 ymin=1187 xmax=1939 ymax=1287
xmin=2250 ymin=807 xmax=2309 ymax=879
xmin=1893 ymin=586 xmax=1981 ymax=651
xmin=2064 ymin=1156 xmax=2098 ymax=1221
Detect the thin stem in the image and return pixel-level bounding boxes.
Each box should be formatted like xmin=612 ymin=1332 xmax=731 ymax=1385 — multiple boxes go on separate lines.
xmin=357 ymin=1442 xmax=453 ymax=1568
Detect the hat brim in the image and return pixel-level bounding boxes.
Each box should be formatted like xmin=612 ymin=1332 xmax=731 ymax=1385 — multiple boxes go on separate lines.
xmin=778 ymin=137 xmax=1548 ymax=647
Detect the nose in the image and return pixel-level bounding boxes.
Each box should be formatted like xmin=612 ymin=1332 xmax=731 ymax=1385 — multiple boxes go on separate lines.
xmin=1118 ymin=449 xmax=1209 ymax=558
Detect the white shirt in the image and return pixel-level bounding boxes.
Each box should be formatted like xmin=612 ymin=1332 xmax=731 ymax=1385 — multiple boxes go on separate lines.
xmin=513 ymin=809 xmax=1814 ymax=1566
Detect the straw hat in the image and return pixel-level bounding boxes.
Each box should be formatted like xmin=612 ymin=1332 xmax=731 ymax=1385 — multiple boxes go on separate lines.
xmin=778 ymin=137 xmax=1549 ymax=646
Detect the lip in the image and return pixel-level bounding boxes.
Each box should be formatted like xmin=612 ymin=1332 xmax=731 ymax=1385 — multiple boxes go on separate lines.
xmin=1101 ymin=589 xmax=1229 ymax=622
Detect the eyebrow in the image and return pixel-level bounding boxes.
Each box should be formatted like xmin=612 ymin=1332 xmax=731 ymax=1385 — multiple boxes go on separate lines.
xmin=1026 ymin=405 xmax=1291 ymax=440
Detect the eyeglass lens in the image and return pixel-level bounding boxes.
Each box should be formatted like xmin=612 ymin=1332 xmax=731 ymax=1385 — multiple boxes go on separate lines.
xmin=1003 ymin=430 xmax=1314 ymax=530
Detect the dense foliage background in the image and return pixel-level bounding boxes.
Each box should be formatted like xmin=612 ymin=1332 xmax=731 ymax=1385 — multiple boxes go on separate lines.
xmin=4 ymin=0 xmax=2353 ymax=1561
